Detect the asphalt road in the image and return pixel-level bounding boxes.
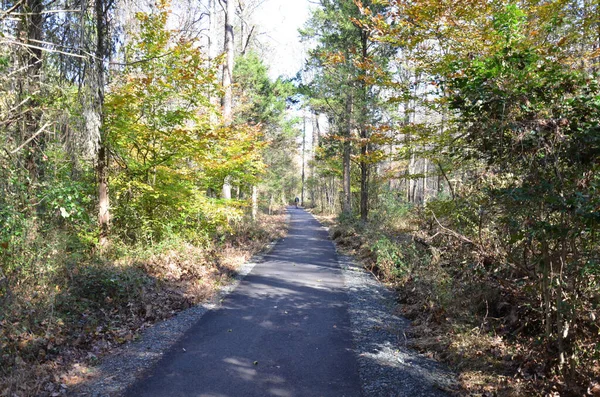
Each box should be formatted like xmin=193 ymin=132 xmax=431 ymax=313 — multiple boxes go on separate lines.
xmin=125 ymin=208 xmax=362 ymax=397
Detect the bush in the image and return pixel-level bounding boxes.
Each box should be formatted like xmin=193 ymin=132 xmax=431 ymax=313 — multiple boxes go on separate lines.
xmin=371 ymin=188 xmax=414 ymax=232
xmin=66 ymin=263 xmax=149 ymax=311
xmin=372 ymin=236 xmax=416 ymax=281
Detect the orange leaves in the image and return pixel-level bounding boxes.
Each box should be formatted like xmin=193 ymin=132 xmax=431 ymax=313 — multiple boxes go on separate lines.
xmin=321 ymin=50 xmax=347 ymax=66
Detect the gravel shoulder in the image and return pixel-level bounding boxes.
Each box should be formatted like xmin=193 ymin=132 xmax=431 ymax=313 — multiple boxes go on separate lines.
xmin=337 ymin=251 xmax=459 ymax=396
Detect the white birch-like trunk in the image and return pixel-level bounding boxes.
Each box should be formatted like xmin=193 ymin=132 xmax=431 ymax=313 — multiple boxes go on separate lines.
xmin=221 ymin=0 xmax=234 ymax=199
xmin=252 ymin=185 xmax=258 ymax=220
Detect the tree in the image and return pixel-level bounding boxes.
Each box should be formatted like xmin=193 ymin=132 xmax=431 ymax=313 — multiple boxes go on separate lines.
xmin=232 ymin=51 xmax=298 ymax=215
xmin=91 ymin=0 xmax=114 ymax=241
xmin=301 ymin=0 xmax=392 ymax=220
xmin=104 ymin=2 xmax=263 ymax=241
xmin=447 ymin=4 xmax=600 ymax=373
xmin=221 ymin=0 xmax=235 ymax=199
xmin=357 ymin=0 xmax=600 ymax=388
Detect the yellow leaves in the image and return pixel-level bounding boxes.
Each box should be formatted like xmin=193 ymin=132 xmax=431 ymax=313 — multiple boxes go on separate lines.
xmin=321 ymin=51 xmax=347 ymax=66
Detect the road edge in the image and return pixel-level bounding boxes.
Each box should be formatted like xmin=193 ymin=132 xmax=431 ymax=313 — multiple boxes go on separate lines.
xmin=308 ymin=212 xmax=459 ymax=396
xmin=71 ymin=212 xmax=290 ymax=397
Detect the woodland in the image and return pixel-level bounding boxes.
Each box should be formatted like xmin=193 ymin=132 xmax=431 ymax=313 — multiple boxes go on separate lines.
xmin=0 ymin=0 xmax=599 ymax=395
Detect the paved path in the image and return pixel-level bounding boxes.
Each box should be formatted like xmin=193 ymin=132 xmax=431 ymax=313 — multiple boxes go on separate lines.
xmin=125 ymin=208 xmax=361 ymax=397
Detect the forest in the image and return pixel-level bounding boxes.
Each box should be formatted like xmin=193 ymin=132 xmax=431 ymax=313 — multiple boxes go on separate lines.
xmin=1 ymin=0 xmax=599 ymax=395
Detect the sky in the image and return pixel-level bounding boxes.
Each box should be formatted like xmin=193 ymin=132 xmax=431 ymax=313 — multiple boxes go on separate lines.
xmin=251 ymin=0 xmax=314 ymax=79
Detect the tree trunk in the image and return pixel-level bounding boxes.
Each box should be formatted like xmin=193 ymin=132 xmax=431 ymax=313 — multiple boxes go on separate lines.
xmin=342 ymin=94 xmax=352 ymax=215
xmin=541 ymin=239 xmax=553 ymax=338
xmin=310 ymin=112 xmax=319 ymax=207
xmin=251 ymin=185 xmax=258 ymax=220
xmin=360 ymin=149 xmax=368 ymax=221
xmin=221 ymin=0 xmax=234 ymax=122
xmin=19 ymin=0 xmax=44 ymax=187
xmin=221 ymin=0 xmax=234 ymax=199
xmin=301 ymin=115 xmax=306 ymax=206
xmin=94 ymin=0 xmax=110 ymax=241
xmin=98 ymin=144 xmax=110 ymax=236
xmin=222 ymin=175 xmax=232 ymax=199
xmin=359 ymin=30 xmax=369 ymax=222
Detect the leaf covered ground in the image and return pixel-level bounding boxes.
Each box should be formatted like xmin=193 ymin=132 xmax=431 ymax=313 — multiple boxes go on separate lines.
xmin=0 ymin=212 xmax=287 ymax=397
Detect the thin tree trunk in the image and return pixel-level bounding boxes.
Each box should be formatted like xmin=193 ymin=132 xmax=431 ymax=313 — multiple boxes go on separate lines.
xmin=359 ymin=30 xmax=369 ymax=222
xmin=301 ymin=114 xmax=306 ymax=206
xmin=541 ymin=239 xmax=553 ymax=338
xmin=221 ymin=0 xmax=234 ymax=122
xmin=98 ymin=144 xmax=110 ymax=235
xmin=310 ymin=112 xmax=319 ymax=207
xmin=251 ymin=185 xmax=258 ymax=220
xmin=221 ymin=0 xmax=234 ymax=199
xmin=94 ymin=0 xmax=110 ymax=241
xmin=20 ymin=0 xmax=43 ymax=187
xmin=436 ymin=160 xmax=455 ymax=199
xmin=342 ymin=94 xmax=352 ymax=215
xmin=320 ymin=181 xmax=325 ymax=213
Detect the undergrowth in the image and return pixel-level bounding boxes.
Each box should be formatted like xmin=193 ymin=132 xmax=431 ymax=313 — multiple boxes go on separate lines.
xmin=0 ymin=210 xmax=287 ymax=397
xmin=318 ymin=197 xmax=599 ymax=397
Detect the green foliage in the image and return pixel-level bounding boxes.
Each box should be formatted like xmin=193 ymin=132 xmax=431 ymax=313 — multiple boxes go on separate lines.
xmin=372 ymin=236 xmax=415 ymax=279
xmin=232 ymin=51 xmax=300 ymax=203
xmin=314 ymin=0 xmax=600 ymax=390
xmin=66 ymin=263 xmax=148 ymax=310
xmin=0 ymin=55 xmax=9 ymax=71
xmin=492 ymin=4 xmax=527 ymax=45
xmin=370 ymin=188 xmax=413 ymax=230
xmin=234 ymin=52 xmax=294 ymax=127
xmin=105 ymin=4 xmax=259 ymax=243
xmin=448 ymin=4 xmax=600 ymax=246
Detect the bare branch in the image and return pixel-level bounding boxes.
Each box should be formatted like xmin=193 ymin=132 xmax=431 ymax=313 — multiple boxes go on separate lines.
xmin=430 ymin=210 xmax=475 ymax=246
xmin=1 ymin=38 xmax=87 ymax=59
xmin=0 ymin=0 xmax=24 ymax=21
xmin=9 ymin=8 xmax=81 ymax=15
xmin=241 ymin=25 xmax=254 ymax=55
xmin=0 ymin=59 xmax=42 ymax=80
xmin=6 ymin=92 xmax=39 ymax=114
xmin=10 ymin=121 xmax=53 ymax=154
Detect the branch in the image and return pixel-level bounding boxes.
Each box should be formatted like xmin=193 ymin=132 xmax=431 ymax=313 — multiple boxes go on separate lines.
xmin=435 ymin=160 xmax=455 ymax=200
xmin=430 ymin=210 xmax=475 ymax=246
xmin=1 ymin=59 xmax=43 ymax=80
xmin=9 ymin=8 xmax=81 ymax=15
xmin=1 ymin=38 xmax=86 ymax=59
xmin=0 ymin=0 xmax=24 ymax=21
xmin=10 ymin=121 xmax=52 ymax=154
xmin=241 ymin=25 xmax=254 ymax=55
xmin=109 ymin=50 xmax=176 ymax=66
xmin=6 ymin=93 xmax=38 ymax=114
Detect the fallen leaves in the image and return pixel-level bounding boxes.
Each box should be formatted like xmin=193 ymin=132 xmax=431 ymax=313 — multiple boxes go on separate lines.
xmin=0 ymin=214 xmax=287 ymax=396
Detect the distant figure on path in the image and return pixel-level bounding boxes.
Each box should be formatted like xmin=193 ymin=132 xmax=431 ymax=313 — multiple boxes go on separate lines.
xmin=294 ymin=197 xmax=300 ymax=208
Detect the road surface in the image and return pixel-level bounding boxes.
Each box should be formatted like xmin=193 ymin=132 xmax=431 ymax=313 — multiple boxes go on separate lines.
xmin=125 ymin=208 xmax=361 ymax=397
